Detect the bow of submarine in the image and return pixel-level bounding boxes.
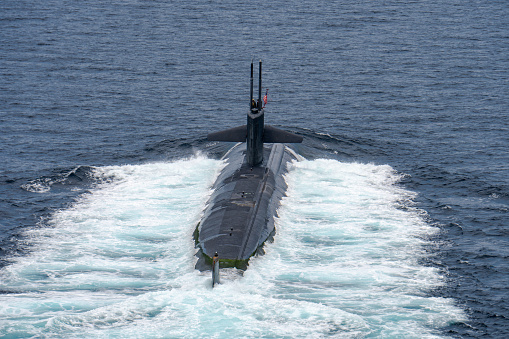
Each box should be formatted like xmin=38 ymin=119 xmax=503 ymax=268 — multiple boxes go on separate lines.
xmin=194 ymin=142 xmax=298 ymax=269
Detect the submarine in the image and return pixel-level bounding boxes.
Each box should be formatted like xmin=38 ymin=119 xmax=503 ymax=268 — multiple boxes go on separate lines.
xmin=194 ymin=60 xmax=303 ymax=275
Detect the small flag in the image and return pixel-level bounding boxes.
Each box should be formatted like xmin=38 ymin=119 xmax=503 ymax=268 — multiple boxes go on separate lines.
xmin=263 ymin=89 xmax=268 ymax=107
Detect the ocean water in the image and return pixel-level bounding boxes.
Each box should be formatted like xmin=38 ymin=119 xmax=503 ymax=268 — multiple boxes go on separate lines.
xmin=1 ymin=0 xmax=508 ymax=337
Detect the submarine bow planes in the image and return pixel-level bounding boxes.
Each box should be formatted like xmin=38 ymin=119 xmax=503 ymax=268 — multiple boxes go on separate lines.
xmin=194 ymin=60 xmax=303 ymax=273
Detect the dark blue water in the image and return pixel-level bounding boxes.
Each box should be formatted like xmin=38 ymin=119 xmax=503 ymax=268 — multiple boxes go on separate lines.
xmin=1 ymin=0 xmax=508 ymax=337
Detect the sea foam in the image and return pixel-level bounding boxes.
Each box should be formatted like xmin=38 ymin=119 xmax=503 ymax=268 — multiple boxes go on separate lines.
xmin=0 ymin=157 xmax=464 ymax=338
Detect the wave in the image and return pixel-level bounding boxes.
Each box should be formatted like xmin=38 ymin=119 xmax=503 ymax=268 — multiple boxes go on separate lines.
xmin=0 ymin=157 xmax=464 ymax=338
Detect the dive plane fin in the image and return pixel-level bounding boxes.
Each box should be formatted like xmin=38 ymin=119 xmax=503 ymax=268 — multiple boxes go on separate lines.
xmin=208 ymin=125 xmax=302 ymax=144
xmin=264 ymin=125 xmax=303 ymax=143
xmin=207 ymin=125 xmax=247 ymax=142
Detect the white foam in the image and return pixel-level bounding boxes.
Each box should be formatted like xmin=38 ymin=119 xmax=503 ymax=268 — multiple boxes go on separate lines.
xmin=21 ymin=178 xmax=53 ymax=193
xmin=0 ymin=157 xmax=464 ymax=338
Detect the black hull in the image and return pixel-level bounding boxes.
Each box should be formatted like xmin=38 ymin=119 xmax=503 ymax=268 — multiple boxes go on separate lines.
xmin=195 ymin=143 xmax=297 ymax=269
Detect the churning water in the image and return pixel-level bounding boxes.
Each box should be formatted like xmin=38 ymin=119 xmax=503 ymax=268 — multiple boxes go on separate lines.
xmin=0 ymin=157 xmax=464 ymax=337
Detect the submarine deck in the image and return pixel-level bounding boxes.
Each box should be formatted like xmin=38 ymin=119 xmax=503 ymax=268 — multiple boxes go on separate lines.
xmin=196 ymin=143 xmax=296 ymax=263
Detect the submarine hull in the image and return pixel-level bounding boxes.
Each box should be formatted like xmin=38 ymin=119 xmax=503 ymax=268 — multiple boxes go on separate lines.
xmin=196 ymin=60 xmax=302 ymax=271
xmin=195 ymin=142 xmax=297 ymax=268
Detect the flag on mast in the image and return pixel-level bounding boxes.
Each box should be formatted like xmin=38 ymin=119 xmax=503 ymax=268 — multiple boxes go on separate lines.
xmin=262 ymin=89 xmax=268 ymax=108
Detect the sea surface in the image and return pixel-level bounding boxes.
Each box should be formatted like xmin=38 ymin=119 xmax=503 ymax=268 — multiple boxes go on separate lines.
xmin=1 ymin=0 xmax=508 ymax=337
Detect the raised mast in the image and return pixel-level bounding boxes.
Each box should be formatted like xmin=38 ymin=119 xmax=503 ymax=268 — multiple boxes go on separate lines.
xmin=250 ymin=60 xmax=254 ymax=110
xmin=258 ymin=60 xmax=262 ymax=110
